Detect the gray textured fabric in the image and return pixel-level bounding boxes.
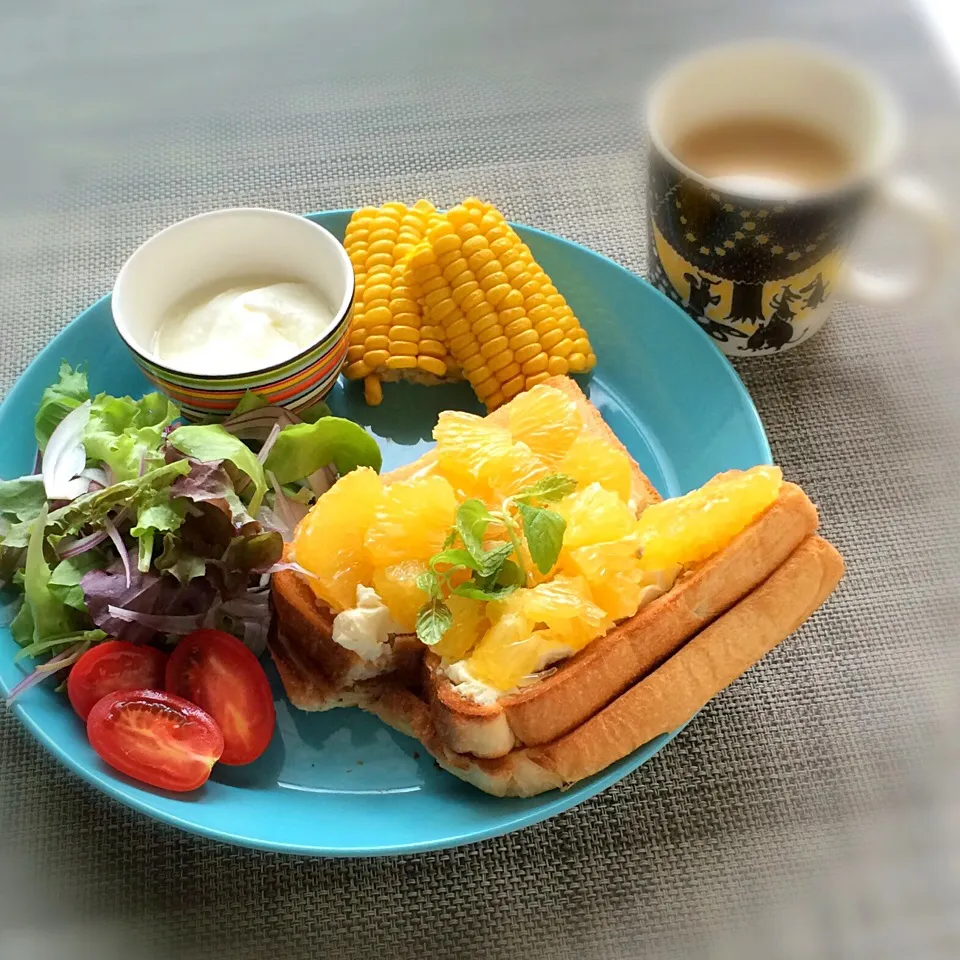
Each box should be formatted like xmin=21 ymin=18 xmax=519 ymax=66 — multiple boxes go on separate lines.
xmin=1 ymin=1 xmax=958 ymax=958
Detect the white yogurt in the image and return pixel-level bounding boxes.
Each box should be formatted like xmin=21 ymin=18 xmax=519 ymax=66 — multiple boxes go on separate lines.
xmin=153 ymin=278 xmax=334 ymax=374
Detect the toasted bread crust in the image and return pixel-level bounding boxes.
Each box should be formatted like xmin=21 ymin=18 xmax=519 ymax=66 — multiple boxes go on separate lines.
xmin=428 ymin=481 xmax=820 ymax=756
xmin=271 ymin=536 xmax=844 ymax=796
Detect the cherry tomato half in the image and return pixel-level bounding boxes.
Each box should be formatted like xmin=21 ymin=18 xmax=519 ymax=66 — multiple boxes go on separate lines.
xmin=86 ymin=689 xmax=224 ymax=792
xmin=165 ymin=629 xmax=275 ymax=766
xmin=67 ymin=641 xmax=168 ymax=721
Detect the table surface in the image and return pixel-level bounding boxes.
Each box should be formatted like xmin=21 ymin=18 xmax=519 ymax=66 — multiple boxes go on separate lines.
xmin=1 ymin=1 xmax=958 ymax=958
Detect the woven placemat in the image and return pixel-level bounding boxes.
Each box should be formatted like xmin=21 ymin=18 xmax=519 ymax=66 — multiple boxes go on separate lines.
xmin=1 ymin=1 xmax=958 ymax=958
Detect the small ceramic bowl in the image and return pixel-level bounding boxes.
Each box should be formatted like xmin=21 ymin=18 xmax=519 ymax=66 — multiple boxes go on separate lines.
xmin=112 ymin=208 xmax=354 ymax=421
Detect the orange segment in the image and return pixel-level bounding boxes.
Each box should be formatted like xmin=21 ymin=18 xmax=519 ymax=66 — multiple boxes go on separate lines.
xmin=559 ymin=431 xmax=634 ymax=505
xmin=365 ymin=475 xmax=458 ymax=566
xmin=637 ymin=466 xmax=782 ymax=569
xmin=506 ymin=383 xmax=582 ymax=464
xmin=432 ymin=595 xmax=487 ymax=661
xmin=372 ymin=560 xmax=428 ymax=632
xmin=433 ymin=410 xmax=513 ymax=495
xmin=555 ymin=482 xmax=639 ymax=550
xmin=292 ymin=467 xmax=384 ymax=612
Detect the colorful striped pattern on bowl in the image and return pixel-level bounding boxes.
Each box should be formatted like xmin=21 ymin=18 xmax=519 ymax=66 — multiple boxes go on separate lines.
xmin=128 ymin=304 xmax=352 ymax=421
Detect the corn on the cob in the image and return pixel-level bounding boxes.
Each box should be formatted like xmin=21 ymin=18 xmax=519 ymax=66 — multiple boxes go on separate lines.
xmin=407 ymin=198 xmax=596 ymax=410
xmin=342 ymin=197 xmax=596 ymax=411
xmin=342 ymin=200 xmax=456 ymax=405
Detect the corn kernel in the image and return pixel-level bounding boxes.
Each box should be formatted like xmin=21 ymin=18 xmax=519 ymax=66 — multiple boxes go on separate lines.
xmin=474 ymin=375 xmax=499 ymax=398
xmin=364 ymin=375 xmax=383 ymax=405
xmin=567 ymin=352 xmax=587 ymax=372
xmin=524 ymin=371 xmax=551 ymax=388
xmin=547 ymin=355 xmax=569 ymax=376
xmin=513 ymin=343 xmax=541 ymax=364
xmin=480 ymin=336 xmax=509 ymax=359
xmin=503 ymin=317 xmax=532 ymax=337
xmin=389 ymin=325 xmax=420 ymax=342
xmin=502 ymin=375 xmax=525 ymax=398
xmin=486 ymin=390 xmax=506 ymax=410
xmin=509 ymin=329 xmax=539 ymax=350
xmin=540 ymin=329 xmax=564 ymax=351
xmin=495 ymin=361 xmax=522 ymax=384
xmin=487 ymin=351 xmax=513 ymax=373
xmin=346 ymin=360 xmax=372 ymax=379
xmin=420 ymin=339 xmax=447 ymax=359
xmin=365 ymin=349 xmax=389 ymax=367
xmin=365 ymin=335 xmax=391 ymax=351
xmin=521 ymin=353 xmax=549 ymax=375
xmin=386 ymin=355 xmax=418 ymax=370
xmin=485 ymin=283 xmax=513 ymax=307
xmin=552 ymin=338 xmax=575 ymax=358
xmin=417 ymin=355 xmax=448 ymax=377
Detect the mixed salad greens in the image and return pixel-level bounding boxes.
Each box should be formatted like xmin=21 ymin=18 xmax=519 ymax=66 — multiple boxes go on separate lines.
xmin=1 ymin=362 xmax=380 ymax=702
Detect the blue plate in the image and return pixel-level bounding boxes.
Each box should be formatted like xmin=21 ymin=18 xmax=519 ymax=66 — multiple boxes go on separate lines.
xmin=0 ymin=211 xmax=770 ymax=855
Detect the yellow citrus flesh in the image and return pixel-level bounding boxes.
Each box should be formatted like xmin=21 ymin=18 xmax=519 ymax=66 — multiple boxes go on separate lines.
xmin=556 ymin=482 xmax=639 ymax=550
xmin=506 ymin=384 xmax=582 ymax=465
xmin=559 ymin=431 xmax=634 ymax=505
xmin=293 ymin=467 xmax=385 ymax=612
xmin=561 ymin=539 xmax=646 ymax=622
xmin=433 ymin=411 xmax=514 ymax=495
xmin=432 ymin=595 xmax=487 ymax=661
xmin=365 ymin=475 xmax=458 ymax=566
xmin=484 ymin=441 xmax=550 ymax=499
xmin=468 ymin=578 xmax=611 ymax=689
xmin=513 ymin=576 xmax=612 ymax=648
xmin=637 ymin=465 xmax=783 ymax=570
xmin=372 ymin=560 xmax=428 ymax=632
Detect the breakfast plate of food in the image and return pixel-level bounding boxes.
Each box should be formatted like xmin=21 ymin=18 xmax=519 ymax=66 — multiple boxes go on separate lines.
xmin=0 ymin=199 xmax=843 ymax=854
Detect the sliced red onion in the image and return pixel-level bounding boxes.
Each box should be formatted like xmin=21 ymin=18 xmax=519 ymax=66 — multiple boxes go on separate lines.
xmin=223 ymin=405 xmax=301 ymax=442
xmin=57 ymin=529 xmax=109 ymax=558
xmin=42 ymin=400 xmax=92 ymax=500
xmin=105 ymin=605 xmax=204 ymax=634
xmin=56 ymin=507 xmax=129 ymax=559
xmin=103 ymin=518 xmax=130 ymax=588
xmin=6 ymin=640 xmax=86 ymax=703
xmin=257 ymin=422 xmax=282 ymax=466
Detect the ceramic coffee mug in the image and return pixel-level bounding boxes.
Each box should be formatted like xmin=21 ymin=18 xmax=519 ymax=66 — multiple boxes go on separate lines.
xmin=646 ymin=42 xmax=948 ymax=356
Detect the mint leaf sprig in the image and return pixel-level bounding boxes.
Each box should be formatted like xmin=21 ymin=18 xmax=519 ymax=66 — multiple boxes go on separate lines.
xmin=414 ymin=474 xmax=576 ymax=646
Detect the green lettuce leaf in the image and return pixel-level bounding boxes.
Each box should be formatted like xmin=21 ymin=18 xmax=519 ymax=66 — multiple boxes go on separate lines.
xmin=168 ymin=424 xmax=268 ymax=515
xmin=83 ymin=391 xmax=180 ymax=482
xmin=154 ymin=534 xmax=207 ymax=583
xmin=0 ymin=477 xmax=47 ymax=538
xmin=11 ymin=506 xmax=79 ymax=648
xmin=264 ymin=417 xmax=382 ymax=484
xmin=130 ymin=499 xmax=188 ymax=573
xmin=230 ymin=391 xmax=270 ymax=417
xmin=35 ymin=362 xmax=89 ymax=451
xmin=49 ymin=551 xmax=106 ymax=613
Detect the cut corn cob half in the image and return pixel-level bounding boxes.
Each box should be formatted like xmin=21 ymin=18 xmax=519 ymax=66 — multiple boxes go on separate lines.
xmin=408 ymin=197 xmax=596 ymax=410
xmin=343 ymin=197 xmax=596 ymax=410
xmin=342 ymin=200 xmax=458 ymax=405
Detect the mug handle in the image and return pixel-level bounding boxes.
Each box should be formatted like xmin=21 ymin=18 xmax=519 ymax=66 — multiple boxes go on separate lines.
xmin=837 ymin=176 xmax=952 ymax=306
